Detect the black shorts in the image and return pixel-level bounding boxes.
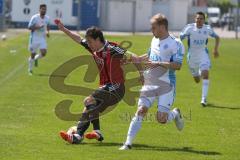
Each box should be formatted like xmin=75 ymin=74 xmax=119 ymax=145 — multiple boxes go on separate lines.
xmin=90 ymin=83 xmax=125 ymax=114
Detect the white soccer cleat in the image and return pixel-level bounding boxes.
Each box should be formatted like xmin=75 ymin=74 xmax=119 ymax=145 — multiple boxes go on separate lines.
xmin=201 ymin=98 xmax=207 ymax=107
xmin=173 ymin=108 xmax=184 ymax=131
xmin=119 ymin=144 xmax=132 ymax=150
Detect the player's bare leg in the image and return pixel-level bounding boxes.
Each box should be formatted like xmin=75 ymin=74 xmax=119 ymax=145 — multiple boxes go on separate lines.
xmin=34 ymin=49 xmax=47 ymax=67
xmin=156 ymin=109 xmax=184 ymax=131
xmin=193 ymin=76 xmax=201 ymax=83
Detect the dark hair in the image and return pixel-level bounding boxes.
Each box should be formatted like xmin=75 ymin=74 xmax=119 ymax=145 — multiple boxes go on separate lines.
xmin=40 ymin=4 xmax=47 ymax=9
xmin=85 ymin=26 xmax=105 ymax=43
xmin=150 ymin=13 xmax=168 ymax=30
xmin=196 ymin=11 xmax=205 ymax=20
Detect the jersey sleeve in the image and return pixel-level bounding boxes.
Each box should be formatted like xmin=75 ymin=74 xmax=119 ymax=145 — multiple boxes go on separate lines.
xmin=28 ymin=16 xmax=37 ymax=29
xmin=180 ymin=25 xmax=191 ymax=40
xmin=171 ymin=41 xmax=185 ymax=64
xmin=80 ymin=39 xmax=92 ymax=53
xmin=207 ymin=25 xmax=219 ymax=38
xmin=109 ymin=43 xmax=126 ymax=58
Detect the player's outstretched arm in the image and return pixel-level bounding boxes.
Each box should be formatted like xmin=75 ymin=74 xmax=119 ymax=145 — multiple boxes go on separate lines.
xmin=46 ymin=25 xmax=50 ymax=38
xmin=159 ymin=62 xmax=181 ymax=70
xmin=213 ymin=36 xmax=220 ymax=58
xmin=28 ymin=24 xmax=44 ymax=31
xmin=146 ymin=61 xmax=182 ymax=70
xmin=55 ymin=19 xmax=83 ymax=44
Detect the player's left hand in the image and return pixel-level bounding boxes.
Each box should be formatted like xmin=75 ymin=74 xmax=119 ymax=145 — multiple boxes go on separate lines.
xmin=139 ymin=72 xmax=144 ymax=85
xmin=46 ymin=33 xmax=50 ymax=38
xmin=144 ymin=61 xmax=169 ymax=71
xmin=213 ymin=49 xmax=219 ymax=58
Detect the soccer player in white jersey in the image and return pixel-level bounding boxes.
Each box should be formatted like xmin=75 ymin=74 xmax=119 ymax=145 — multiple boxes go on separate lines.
xmin=119 ymin=13 xmax=185 ymax=150
xmin=180 ymin=12 xmax=220 ymax=106
xmin=28 ymin=4 xmax=50 ymax=75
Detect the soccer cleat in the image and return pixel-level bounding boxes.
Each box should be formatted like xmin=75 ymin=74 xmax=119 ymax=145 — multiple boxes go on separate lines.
xmin=28 ymin=70 xmax=33 ymax=76
xmin=201 ymin=98 xmax=207 ymax=107
xmin=85 ymin=131 xmax=104 ymax=142
xmin=59 ymin=131 xmax=83 ymax=144
xmin=119 ymin=144 xmax=132 ymax=150
xmin=34 ymin=59 xmax=38 ymax=67
xmin=173 ymin=108 xmax=184 ymax=131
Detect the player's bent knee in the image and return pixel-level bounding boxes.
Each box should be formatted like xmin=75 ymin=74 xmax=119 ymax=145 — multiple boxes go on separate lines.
xmin=202 ymin=75 xmax=209 ymax=79
xmin=158 ymin=118 xmax=167 ymax=124
xmin=40 ymin=50 xmax=47 ymax=56
xmin=84 ymin=96 xmax=96 ymax=106
xmin=194 ymin=77 xmax=200 ymax=83
xmin=156 ymin=112 xmax=168 ymax=124
xmin=137 ymin=106 xmax=148 ymax=117
xmin=201 ymin=70 xmax=209 ymax=79
xmin=31 ymin=54 xmax=36 ymax=59
xmin=41 ymin=52 xmax=47 ymax=57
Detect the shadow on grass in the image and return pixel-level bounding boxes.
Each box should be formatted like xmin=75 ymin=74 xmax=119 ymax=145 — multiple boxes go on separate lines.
xmin=206 ymin=103 xmax=240 ymax=110
xmin=88 ymin=142 xmax=221 ymax=155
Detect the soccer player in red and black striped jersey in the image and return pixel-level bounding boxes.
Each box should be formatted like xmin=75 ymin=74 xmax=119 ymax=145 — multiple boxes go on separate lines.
xmin=56 ymin=21 xmax=141 ymax=144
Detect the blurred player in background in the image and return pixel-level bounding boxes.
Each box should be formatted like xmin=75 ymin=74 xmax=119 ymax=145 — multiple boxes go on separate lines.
xmin=119 ymin=13 xmax=185 ymax=150
xmin=180 ymin=12 xmax=220 ymax=106
xmin=28 ymin=4 xmax=50 ymax=75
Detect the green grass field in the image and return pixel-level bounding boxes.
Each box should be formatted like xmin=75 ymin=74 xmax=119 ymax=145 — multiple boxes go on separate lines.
xmin=0 ymin=33 xmax=240 ymax=160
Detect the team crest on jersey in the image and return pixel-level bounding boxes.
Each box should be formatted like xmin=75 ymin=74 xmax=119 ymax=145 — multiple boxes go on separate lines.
xmin=163 ymin=44 xmax=168 ymax=50
xmin=93 ymin=55 xmax=104 ymax=66
xmin=23 ymin=0 xmax=31 ymax=5
xmin=102 ymin=51 xmax=107 ymax=58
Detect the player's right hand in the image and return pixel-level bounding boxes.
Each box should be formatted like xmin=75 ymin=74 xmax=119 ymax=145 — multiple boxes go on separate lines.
xmin=36 ymin=23 xmax=44 ymax=29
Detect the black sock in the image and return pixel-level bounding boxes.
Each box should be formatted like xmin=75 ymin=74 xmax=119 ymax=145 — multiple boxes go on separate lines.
xmin=77 ymin=113 xmax=90 ymax=136
xmin=91 ymin=118 xmax=100 ymax=130
xmin=86 ymin=104 xmax=101 ymax=131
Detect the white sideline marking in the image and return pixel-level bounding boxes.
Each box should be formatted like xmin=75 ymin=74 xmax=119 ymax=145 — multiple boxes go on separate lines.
xmin=0 ymin=63 xmax=26 ymax=86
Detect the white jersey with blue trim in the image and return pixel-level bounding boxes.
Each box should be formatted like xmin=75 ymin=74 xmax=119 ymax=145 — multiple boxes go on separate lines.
xmin=28 ymin=14 xmax=50 ymax=41
xmin=180 ymin=23 xmax=218 ymax=59
xmin=144 ymin=35 xmax=185 ymax=87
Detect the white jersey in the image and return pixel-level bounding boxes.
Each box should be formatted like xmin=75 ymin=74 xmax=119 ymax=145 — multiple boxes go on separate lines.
xmin=28 ymin=14 xmax=50 ymax=42
xmin=144 ymin=35 xmax=185 ymax=87
xmin=180 ymin=23 xmax=218 ymax=60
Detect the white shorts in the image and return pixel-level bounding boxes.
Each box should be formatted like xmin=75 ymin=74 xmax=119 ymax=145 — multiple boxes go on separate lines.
xmin=188 ymin=51 xmax=211 ymax=77
xmin=29 ymin=39 xmax=47 ymax=53
xmin=138 ymin=85 xmax=175 ymax=113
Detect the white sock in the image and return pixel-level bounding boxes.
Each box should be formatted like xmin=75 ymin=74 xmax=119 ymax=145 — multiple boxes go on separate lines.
xmin=28 ymin=57 xmax=34 ymax=71
xmin=125 ymin=115 xmax=143 ymax=146
xmin=202 ymin=79 xmax=209 ymax=100
xmin=94 ymin=130 xmax=102 ymax=135
xmin=167 ymin=110 xmax=178 ymax=122
xmin=34 ymin=54 xmax=43 ymax=60
xmin=73 ymin=133 xmax=82 ymax=139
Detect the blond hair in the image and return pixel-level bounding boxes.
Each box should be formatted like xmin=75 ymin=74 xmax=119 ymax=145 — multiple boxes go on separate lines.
xmin=150 ymin=13 xmax=168 ymax=30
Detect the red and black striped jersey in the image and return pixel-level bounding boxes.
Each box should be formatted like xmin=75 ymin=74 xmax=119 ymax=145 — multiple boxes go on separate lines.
xmin=80 ymin=39 xmax=126 ymax=86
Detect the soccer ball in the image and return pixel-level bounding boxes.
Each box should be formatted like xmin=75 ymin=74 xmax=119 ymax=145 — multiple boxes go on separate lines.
xmin=1 ymin=34 xmax=7 ymax=41
xmin=67 ymin=126 xmax=77 ymax=134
